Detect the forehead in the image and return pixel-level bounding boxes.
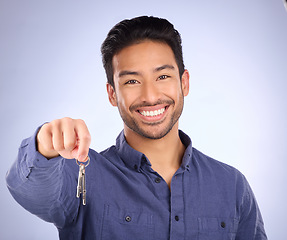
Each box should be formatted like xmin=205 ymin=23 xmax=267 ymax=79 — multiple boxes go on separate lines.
xmin=112 ymin=40 xmax=178 ymax=74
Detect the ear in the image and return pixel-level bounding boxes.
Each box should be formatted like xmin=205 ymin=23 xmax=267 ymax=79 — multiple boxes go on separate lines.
xmin=106 ymin=83 xmax=117 ymax=106
xmin=181 ymin=69 xmax=190 ymax=96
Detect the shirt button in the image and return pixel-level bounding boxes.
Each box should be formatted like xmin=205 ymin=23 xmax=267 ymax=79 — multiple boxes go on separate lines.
xmin=155 ymin=177 xmax=161 ymax=183
xmin=175 ymin=215 xmax=179 ymax=221
xmin=221 ymin=221 xmax=226 ymax=228
xmin=125 ymin=216 xmax=132 ymax=222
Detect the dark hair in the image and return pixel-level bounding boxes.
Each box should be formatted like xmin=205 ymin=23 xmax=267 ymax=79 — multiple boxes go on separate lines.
xmin=101 ymin=16 xmax=185 ymax=87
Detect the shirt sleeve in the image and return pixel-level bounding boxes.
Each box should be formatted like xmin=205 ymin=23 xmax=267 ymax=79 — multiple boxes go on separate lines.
xmin=235 ymin=174 xmax=268 ymax=240
xmin=5 ymin=127 xmax=80 ymax=229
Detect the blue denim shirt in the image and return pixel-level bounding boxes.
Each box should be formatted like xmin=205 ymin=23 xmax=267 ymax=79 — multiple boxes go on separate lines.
xmin=6 ymin=129 xmax=267 ymax=240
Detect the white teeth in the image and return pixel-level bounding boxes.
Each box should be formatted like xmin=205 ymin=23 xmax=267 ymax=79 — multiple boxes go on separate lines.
xmin=140 ymin=108 xmax=165 ymax=117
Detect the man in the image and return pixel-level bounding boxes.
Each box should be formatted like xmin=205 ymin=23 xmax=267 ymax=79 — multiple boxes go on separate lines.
xmin=6 ymin=16 xmax=267 ymax=239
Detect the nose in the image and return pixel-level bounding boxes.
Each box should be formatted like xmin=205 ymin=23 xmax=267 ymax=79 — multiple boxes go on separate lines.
xmin=140 ymin=81 xmax=161 ymax=104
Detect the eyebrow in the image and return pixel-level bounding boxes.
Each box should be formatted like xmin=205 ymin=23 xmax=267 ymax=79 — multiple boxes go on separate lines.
xmin=118 ymin=64 xmax=175 ymax=78
xmin=154 ymin=64 xmax=175 ymax=72
xmin=118 ymin=70 xmax=140 ymax=78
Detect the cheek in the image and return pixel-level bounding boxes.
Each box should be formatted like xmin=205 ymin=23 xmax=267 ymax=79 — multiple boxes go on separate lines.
xmin=116 ymin=91 xmax=133 ymax=111
xmin=162 ymin=83 xmax=182 ymax=101
xmin=118 ymin=87 xmax=142 ymax=107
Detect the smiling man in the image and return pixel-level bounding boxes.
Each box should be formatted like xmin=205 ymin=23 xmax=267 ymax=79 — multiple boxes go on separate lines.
xmin=6 ymin=16 xmax=267 ymax=239
xmin=107 ymin=40 xmax=189 ymax=187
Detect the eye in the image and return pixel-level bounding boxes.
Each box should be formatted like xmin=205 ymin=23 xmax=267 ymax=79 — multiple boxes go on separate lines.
xmin=125 ymin=79 xmax=139 ymax=85
xmin=158 ymin=75 xmax=170 ymax=80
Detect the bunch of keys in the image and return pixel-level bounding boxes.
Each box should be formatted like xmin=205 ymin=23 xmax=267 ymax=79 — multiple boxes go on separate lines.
xmin=76 ymin=156 xmax=90 ymax=206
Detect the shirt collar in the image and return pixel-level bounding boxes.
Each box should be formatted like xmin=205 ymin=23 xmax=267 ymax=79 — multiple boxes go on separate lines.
xmin=179 ymin=130 xmax=193 ymax=172
xmin=115 ymin=130 xmax=193 ymax=172
xmin=116 ymin=131 xmax=146 ymax=172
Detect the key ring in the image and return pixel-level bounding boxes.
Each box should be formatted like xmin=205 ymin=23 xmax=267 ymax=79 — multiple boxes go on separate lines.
xmin=76 ymin=156 xmax=90 ymax=167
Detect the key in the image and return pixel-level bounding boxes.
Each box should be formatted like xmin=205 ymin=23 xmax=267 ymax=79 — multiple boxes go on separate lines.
xmin=76 ymin=164 xmax=85 ymax=198
xmin=76 ymin=156 xmax=90 ymax=206
xmin=82 ymin=166 xmax=86 ymax=205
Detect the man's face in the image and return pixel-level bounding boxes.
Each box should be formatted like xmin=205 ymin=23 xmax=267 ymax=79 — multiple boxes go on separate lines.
xmin=107 ymin=40 xmax=189 ymax=140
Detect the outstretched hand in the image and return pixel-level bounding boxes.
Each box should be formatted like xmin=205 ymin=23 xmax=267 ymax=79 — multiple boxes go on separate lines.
xmin=37 ymin=117 xmax=91 ymax=162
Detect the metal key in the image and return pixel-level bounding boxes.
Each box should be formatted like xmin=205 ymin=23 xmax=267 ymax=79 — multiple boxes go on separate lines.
xmin=76 ymin=157 xmax=90 ymax=206
xmin=76 ymin=164 xmax=85 ymax=198
xmin=81 ymin=165 xmax=86 ymax=205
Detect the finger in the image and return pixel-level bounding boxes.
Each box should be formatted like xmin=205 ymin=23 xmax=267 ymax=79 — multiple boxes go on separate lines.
xmin=51 ymin=121 xmax=65 ymax=152
xmin=62 ymin=121 xmax=77 ymax=152
xmin=37 ymin=124 xmax=53 ymax=150
xmin=74 ymin=119 xmax=91 ymax=162
xmin=37 ymin=123 xmax=58 ymax=158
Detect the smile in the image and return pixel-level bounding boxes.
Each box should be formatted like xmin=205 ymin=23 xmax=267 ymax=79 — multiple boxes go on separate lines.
xmin=139 ymin=107 xmax=166 ymax=117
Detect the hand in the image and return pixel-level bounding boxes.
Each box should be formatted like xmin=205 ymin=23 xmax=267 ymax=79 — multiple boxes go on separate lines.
xmin=37 ymin=117 xmax=91 ymax=162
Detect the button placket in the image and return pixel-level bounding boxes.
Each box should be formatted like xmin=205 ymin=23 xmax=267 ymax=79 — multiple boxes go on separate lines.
xmin=170 ymin=172 xmax=185 ymax=239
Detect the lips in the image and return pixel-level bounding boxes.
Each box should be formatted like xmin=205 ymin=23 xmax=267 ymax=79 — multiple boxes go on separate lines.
xmin=134 ymin=105 xmax=170 ymax=124
xmin=129 ymin=100 xmax=174 ymax=123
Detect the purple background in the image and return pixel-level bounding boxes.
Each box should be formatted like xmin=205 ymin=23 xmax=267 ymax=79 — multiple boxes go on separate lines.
xmin=1 ymin=0 xmax=286 ymax=239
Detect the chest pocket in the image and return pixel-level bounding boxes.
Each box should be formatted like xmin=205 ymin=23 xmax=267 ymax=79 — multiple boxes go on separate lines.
xmin=197 ymin=217 xmax=239 ymax=240
xmin=101 ymin=204 xmax=154 ymax=240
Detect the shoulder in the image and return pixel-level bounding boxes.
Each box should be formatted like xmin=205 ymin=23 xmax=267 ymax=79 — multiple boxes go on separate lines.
xmin=192 ymin=148 xmax=240 ymax=174
xmin=191 ymin=147 xmax=248 ymax=187
xmin=180 ymin=130 xmax=245 ymax=183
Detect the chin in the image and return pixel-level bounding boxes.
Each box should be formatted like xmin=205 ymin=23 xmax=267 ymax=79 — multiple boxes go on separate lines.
xmin=134 ymin=124 xmax=175 ymax=140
